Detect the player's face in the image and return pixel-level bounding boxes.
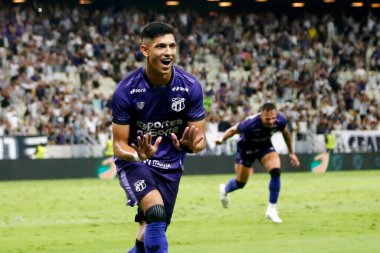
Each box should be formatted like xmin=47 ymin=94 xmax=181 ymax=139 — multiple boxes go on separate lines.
xmin=141 ymin=34 xmax=177 ymax=75
xmin=261 ymin=109 xmax=277 ymax=128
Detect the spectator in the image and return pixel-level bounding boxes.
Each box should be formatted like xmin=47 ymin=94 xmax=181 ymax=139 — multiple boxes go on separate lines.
xmin=0 ymin=3 xmax=378 ymax=146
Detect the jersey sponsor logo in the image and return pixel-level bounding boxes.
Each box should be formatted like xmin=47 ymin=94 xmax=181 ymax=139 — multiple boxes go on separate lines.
xmin=172 ymin=86 xmax=189 ymax=92
xmin=171 ymin=97 xmax=185 ymax=112
xmin=250 ymin=137 xmax=271 ymax=141
xmin=136 ymin=101 xmax=145 ymax=110
xmin=130 ymin=88 xmax=146 ymax=94
xmin=152 ymin=160 xmax=171 ymax=169
xmin=134 ymin=180 xmax=146 ymax=192
xmin=144 ymin=159 xmax=172 ymax=169
xmin=136 ymin=119 xmax=183 ymax=136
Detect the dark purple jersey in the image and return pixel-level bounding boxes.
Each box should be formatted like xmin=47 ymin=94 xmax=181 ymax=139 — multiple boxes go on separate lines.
xmin=237 ymin=112 xmax=288 ymax=147
xmin=112 ymin=66 xmax=205 ymax=178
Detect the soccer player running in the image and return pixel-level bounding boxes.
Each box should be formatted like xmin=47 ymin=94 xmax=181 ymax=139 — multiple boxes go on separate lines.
xmin=215 ymin=103 xmax=299 ymax=223
xmin=112 ymin=22 xmax=206 ymax=253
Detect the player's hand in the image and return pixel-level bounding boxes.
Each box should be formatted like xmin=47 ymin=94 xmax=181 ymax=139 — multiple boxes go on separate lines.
xmin=131 ymin=132 xmax=162 ymax=160
xmin=214 ymin=137 xmax=225 ymax=145
xmin=171 ymin=126 xmax=204 ymax=153
xmin=289 ymin=153 xmax=300 ymax=167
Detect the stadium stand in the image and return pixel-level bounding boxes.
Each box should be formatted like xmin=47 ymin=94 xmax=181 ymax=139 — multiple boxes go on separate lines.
xmin=0 ymin=2 xmax=379 ymax=156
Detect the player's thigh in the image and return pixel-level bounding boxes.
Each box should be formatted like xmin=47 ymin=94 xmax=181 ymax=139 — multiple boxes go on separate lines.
xmin=118 ymin=163 xmax=162 ymax=208
xmin=155 ymin=175 xmax=181 ymax=224
xmin=234 ymin=163 xmax=252 ymax=183
xmin=140 ymin=189 xmax=164 ymax=212
xmin=260 ymin=151 xmax=281 ymax=171
xmin=235 ymin=146 xmax=255 ymax=169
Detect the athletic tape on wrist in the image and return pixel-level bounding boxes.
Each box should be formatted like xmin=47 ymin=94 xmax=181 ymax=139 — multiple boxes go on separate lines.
xmin=133 ymin=152 xmax=142 ymax=162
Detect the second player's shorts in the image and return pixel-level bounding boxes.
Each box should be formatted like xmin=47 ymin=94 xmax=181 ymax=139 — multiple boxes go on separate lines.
xmin=235 ymin=140 xmax=276 ymax=167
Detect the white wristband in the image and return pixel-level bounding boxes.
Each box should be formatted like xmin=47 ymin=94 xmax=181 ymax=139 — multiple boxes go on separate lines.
xmin=133 ymin=152 xmax=141 ymax=162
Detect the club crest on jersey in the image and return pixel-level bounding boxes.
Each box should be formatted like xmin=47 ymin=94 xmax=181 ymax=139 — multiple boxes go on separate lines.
xmin=171 ymin=97 xmax=185 ymax=112
xmin=134 ymin=180 xmax=146 ymax=192
xmin=136 ymin=102 xmax=145 ymax=110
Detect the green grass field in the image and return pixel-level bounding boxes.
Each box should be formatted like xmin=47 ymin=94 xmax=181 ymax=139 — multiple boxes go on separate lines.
xmin=1 ymin=170 xmax=380 ymax=253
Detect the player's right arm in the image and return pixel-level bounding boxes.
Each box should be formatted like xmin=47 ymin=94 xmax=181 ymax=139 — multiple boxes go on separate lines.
xmin=214 ymin=125 xmax=238 ymax=145
xmin=112 ymin=123 xmax=141 ymax=161
xmin=112 ymin=123 xmax=162 ymax=161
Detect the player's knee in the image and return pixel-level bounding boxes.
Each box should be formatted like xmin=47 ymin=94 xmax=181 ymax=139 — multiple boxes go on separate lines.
xmin=269 ymin=168 xmax=281 ymax=177
xmin=145 ymin=204 xmax=167 ymax=224
xmin=236 ymin=180 xmax=246 ymax=189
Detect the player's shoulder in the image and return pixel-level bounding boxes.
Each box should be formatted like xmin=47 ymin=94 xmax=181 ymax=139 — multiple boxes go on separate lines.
xmin=238 ymin=113 xmax=260 ymax=129
xmin=276 ymin=112 xmax=287 ymax=121
xmin=173 ymin=66 xmax=200 ymax=87
xmin=116 ymin=67 xmax=144 ymax=91
xmin=245 ymin=113 xmax=261 ymax=123
xmin=276 ymin=112 xmax=288 ymax=125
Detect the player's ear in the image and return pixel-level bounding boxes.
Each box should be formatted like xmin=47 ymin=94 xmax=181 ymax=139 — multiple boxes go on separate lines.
xmin=140 ymin=44 xmax=149 ymax=57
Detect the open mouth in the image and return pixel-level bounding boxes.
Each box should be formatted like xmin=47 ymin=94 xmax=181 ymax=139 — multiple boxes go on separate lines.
xmin=161 ymin=59 xmax=171 ymax=67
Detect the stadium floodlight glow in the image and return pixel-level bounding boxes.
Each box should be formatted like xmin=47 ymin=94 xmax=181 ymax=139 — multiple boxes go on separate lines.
xmin=79 ymin=0 xmax=92 ymax=4
xmin=371 ymin=3 xmax=380 ymax=8
xmin=12 ymin=0 xmax=26 ymax=3
xmin=351 ymin=2 xmax=364 ymax=7
xmin=166 ymin=1 xmax=180 ymax=6
xmin=292 ymin=2 xmax=305 ymax=7
xmin=255 ymin=0 xmax=269 ymax=2
xmin=207 ymin=0 xmax=220 ymax=2
xmin=323 ymin=0 xmax=336 ymax=3
xmin=219 ymin=1 xmax=233 ymax=7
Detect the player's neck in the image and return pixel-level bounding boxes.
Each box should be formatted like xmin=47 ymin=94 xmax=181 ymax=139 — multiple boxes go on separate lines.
xmin=144 ymin=67 xmax=172 ymax=87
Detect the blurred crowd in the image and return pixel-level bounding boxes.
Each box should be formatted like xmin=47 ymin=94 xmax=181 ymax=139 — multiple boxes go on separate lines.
xmin=0 ymin=3 xmax=379 ymax=146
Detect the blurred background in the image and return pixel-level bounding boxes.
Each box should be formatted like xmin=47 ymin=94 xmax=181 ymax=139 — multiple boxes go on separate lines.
xmin=0 ymin=0 xmax=379 ymax=178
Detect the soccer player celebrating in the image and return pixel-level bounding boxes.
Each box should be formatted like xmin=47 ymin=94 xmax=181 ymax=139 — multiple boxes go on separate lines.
xmin=215 ymin=103 xmax=299 ymax=223
xmin=112 ymin=22 xmax=206 ymax=253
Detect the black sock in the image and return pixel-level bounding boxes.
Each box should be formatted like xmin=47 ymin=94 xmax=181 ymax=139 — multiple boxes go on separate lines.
xmin=136 ymin=239 xmax=145 ymax=252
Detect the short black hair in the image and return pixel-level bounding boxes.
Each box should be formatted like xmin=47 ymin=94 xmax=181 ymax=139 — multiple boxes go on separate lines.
xmin=261 ymin=102 xmax=277 ymax=112
xmin=141 ymin=22 xmax=174 ymax=40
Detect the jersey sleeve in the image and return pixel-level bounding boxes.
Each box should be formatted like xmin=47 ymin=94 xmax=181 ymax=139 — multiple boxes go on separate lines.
xmin=277 ymin=113 xmax=288 ymax=130
xmin=237 ymin=118 xmax=252 ymax=133
xmin=186 ymin=82 xmax=205 ymax=121
xmin=112 ymin=83 xmax=132 ymax=125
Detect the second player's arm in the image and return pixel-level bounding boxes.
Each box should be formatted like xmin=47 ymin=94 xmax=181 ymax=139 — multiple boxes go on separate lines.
xmin=281 ymin=125 xmax=300 ymax=166
xmin=281 ymin=125 xmax=295 ymax=154
xmin=215 ymin=125 xmax=238 ymax=145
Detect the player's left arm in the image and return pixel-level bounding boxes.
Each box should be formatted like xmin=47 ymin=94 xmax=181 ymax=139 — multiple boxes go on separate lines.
xmin=171 ymin=119 xmax=206 ymax=153
xmin=281 ymin=125 xmax=300 ymax=167
xmin=187 ymin=119 xmax=206 ymax=153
